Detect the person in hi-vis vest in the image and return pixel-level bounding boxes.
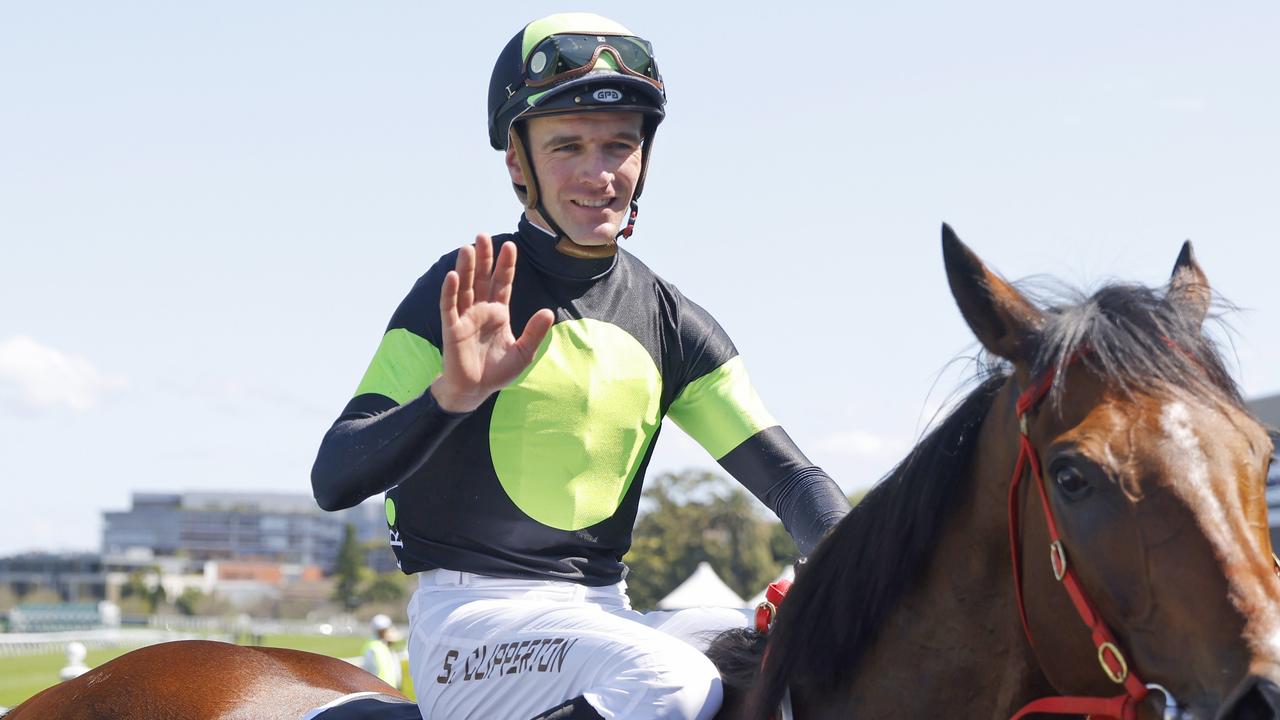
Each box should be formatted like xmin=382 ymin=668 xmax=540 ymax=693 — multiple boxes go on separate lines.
xmin=361 ymin=613 xmax=402 ymax=690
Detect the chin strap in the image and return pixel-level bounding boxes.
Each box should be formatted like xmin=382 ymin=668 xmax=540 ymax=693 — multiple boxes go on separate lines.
xmin=618 ymin=199 xmax=639 ymax=240
xmin=509 ymin=125 xmax=636 ymax=257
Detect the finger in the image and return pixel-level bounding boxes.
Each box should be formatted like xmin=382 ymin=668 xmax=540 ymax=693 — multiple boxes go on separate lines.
xmin=440 ymin=270 xmax=460 ymax=328
xmin=514 ymin=308 xmax=555 ymax=363
xmin=491 ymin=241 xmax=518 ymax=306
xmin=473 ymin=234 xmax=494 ymax=303
xmin=455 ymin=244 xmax=476 ymax=316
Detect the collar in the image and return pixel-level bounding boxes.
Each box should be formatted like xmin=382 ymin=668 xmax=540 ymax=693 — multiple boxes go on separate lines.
xmin=514 ymin=215 xmax=618 ymax=282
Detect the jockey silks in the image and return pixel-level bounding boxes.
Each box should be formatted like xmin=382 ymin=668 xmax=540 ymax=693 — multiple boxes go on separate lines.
xmin=312 ymin=216 xmax=849 ymax=585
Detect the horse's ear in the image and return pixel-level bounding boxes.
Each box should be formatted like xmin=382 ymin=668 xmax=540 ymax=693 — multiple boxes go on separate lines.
xmin=942 ymin=223 xmax=1044 ymax=364
xmin=1168 ymin=240 xmax=1211 ymax=330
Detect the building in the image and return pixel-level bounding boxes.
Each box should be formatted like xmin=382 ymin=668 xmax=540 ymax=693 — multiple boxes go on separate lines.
xmin=2 ymin=493 xmax=397 ymax=605
xmin=1248 ymin=393 xmax=1280 ymax=548
xmin=1252 ymin=393 xmax=1280 ymax=430
xmin=0 ymin=552 xmax=105 ymax=603
xmin=102 ymin=492 xmax=393 ymax=573
xmin=8 ymin=601 xmax=119 ymax=632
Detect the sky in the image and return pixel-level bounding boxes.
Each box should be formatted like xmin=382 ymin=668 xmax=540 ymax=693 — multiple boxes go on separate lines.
xmin=1 ymin=2 xmax=1278 ymax=555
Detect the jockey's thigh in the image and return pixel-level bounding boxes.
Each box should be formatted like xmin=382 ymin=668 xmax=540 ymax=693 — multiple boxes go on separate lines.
xmin=626 ymin=605 xmax=754 ymax=653
xmin=407 ymin=570 xmax=743 ymax=720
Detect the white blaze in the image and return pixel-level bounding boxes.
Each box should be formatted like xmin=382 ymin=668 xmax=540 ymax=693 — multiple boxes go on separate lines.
xmin=1161 ymin=400 xmax=1280 ymax=658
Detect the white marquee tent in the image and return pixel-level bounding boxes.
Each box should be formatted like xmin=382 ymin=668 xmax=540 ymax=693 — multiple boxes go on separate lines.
xmin=656 ymin=561 xmax=745 ymax=609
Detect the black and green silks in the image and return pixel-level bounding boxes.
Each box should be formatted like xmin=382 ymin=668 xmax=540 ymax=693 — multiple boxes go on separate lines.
xmin=311 ymin=217 xmax=850 ymax=585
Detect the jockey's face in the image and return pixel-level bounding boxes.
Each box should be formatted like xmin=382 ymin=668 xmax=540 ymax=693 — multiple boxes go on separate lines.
xmin=507 ymin=112 xmax=644 ymax=246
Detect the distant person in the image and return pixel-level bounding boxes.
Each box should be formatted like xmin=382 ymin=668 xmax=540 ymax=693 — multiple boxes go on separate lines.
xmin=311 ymin=11 xmax=850 ymax=719
xmin=361 ymin=614 xmax=402 ymax=690
xmin=59 ymin=641 xmax=90 ymax=681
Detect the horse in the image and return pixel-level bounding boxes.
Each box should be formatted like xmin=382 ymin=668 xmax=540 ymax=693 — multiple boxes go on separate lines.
xmin=7 ymin=226 xmax=1278 ymax=720
xmin=3 ymin=639 xmax=413 ymax=720
xmin=708 ymin=225 xmax=1280 ymax=720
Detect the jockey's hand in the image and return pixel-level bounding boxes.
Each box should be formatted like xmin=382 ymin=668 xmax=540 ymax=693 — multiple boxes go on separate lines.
xmin=430 ymin=234 xmax=554 ymax=413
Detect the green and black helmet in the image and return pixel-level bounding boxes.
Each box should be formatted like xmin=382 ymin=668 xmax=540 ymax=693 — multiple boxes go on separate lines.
xmin=487 ymin=13 xmax=667 ymax=239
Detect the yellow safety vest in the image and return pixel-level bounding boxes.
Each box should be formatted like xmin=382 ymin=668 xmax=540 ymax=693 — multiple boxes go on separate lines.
xmin=361 ymin=639 xmax=400 ymax=689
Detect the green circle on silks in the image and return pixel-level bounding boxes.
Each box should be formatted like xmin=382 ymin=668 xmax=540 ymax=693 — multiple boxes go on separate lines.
xmin=490 ymin=318 xmax=662 ymax=531
xmin=385 ymin=497 xmax=396 ymax=526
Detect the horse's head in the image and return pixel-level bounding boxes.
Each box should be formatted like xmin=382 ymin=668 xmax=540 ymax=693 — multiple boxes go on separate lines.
xmin=944 ymin=225 xmax=1279 ymax=719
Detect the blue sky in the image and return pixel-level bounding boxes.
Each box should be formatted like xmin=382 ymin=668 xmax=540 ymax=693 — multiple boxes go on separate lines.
xmin=2 ymin=2 xmax=1278 ymax=554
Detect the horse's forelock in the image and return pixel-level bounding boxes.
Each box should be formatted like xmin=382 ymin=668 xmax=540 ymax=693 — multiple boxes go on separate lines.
xmin=1034 ymin=282 xmax=1244 ymax=410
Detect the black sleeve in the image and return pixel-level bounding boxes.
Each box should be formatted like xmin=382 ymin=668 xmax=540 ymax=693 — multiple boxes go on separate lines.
xmin=718 ymin=426 xmax=851 ymax=556
xmin=311 ymin=390 xmax=468 ymax=511
xmin=310 ymin=253 xmax=462 ymax=511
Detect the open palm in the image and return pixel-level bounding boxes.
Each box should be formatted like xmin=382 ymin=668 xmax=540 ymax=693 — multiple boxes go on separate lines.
xmin=431 ymin=234 xmax=554 ymax=413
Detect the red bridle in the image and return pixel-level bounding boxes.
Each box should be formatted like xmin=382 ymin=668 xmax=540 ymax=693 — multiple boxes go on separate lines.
xmin=1007 ymin=361 xmax=1152 ymax=720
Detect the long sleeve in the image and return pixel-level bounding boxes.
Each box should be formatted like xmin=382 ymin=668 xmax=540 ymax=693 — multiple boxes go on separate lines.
xmin=664 ymin=295 xmax=850 ymax=556
xmin=311 ymin=257 xmax=462 ymax=511
xmin=311 ymin=389 xmax=467 ymax=511
xmin=716 ymin=427 xmax=850 ymax=555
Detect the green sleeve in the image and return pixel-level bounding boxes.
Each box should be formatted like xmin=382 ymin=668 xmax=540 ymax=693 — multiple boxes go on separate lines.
xmin=666 ymin=355 xmax=779 ymax=459
xmin=353 ymin=327 xmax=443 ymax=405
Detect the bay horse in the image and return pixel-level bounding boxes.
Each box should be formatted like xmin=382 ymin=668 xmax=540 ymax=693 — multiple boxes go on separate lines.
xmin=708 ymin=226 xmax=1280 ymax=719
xmin=7 ymin=226 xmax=1278 ymax=720
xmin=3 ymin=640 xmax=411 ymax=720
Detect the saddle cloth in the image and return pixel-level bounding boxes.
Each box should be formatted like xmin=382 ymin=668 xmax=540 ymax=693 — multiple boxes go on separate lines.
xmin=301 ymin=692 xmax=421 ymax=720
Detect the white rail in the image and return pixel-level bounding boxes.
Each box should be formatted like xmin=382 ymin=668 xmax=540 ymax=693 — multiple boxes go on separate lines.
xmin=0 ymin=628 xmax=230 ymax=657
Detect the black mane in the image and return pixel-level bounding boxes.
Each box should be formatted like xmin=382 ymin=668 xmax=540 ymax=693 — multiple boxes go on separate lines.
xmin=714 ymin=280 xmax=1246 ymax=719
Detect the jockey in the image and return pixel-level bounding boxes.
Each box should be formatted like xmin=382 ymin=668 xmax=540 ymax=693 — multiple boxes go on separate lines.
xmin=311 ymin=12 xmax=850 ymax=720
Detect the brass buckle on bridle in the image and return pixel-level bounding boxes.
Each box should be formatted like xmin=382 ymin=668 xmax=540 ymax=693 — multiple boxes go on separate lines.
xmin=1049 ymin=540 xmax=1068 ymax=581
xmin=1097 ymin=641 xmax=1129 ymax=684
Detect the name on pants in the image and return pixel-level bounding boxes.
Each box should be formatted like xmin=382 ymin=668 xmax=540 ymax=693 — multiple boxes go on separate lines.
xmin=437 ymin=637 xmax=579 ymax=684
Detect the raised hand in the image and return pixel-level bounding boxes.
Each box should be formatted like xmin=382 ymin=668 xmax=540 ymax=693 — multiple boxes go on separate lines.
xmin=430 ymin=234 xmax=555 ymax=413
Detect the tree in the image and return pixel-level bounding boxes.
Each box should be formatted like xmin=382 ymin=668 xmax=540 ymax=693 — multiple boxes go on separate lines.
xmin=120 ymin=566 xmax=165 ymax=614
xmin=360 ymin=572 xmax=407 ymax=604
xmin=624 ymin=471 xmax=778 ymax=610
xmin=331 ymin=523 xmax=367 ymax=610
xmin=174 ymin=588 xmax=204 ymax=616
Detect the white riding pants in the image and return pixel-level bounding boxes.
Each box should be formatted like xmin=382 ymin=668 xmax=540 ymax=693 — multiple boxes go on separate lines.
xmin=406 ymin=569 xmax=752 ymax=720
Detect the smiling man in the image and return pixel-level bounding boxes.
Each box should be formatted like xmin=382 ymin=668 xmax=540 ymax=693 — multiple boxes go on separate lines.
xmin=312 ymin=12 xmax=850 ymax=720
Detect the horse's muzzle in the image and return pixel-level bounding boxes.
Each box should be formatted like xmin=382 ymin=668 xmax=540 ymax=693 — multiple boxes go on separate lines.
xmin=1215 ymin=676 xmax=1280 ymax=720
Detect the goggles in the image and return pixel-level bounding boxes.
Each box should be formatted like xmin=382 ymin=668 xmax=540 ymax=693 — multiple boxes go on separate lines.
xmin=524 ymin=33 xmax=663 ymax=92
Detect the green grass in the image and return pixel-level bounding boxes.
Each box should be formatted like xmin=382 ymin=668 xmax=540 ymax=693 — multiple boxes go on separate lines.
xmin=0 ymin=646 xmax=142 ymax=708
xmin=0 ymin=634 xmax=418 ymax=710
xmin=255 ymin=633 xmax=367 ymax=658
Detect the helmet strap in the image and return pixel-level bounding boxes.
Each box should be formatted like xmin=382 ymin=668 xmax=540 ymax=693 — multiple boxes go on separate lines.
xmin=617 ymin=199 xmax=639 ymax=239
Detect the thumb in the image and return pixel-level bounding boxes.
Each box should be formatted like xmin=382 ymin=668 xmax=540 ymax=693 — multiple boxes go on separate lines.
xmin=514 ymin=309 xmax=555 ymax=362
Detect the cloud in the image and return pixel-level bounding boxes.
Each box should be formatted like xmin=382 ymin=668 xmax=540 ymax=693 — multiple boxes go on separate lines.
xmin=0 ymin=335 xmax=126 ymax=414
xmin=813 ymin=429 xmax=909 ymax=459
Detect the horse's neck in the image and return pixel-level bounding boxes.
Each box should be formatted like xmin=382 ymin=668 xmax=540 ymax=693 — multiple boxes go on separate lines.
xmin=807 ymin=381 xmax=1053 ymax=718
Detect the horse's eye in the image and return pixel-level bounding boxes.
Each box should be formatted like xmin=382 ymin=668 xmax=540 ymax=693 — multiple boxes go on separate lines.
xmin=1053 ymin=465 xmax=1091 ymax=500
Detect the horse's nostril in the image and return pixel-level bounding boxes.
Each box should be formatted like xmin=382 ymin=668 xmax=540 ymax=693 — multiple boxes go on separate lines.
xmin=1219 ymin=677 xmax=1280 ymax=720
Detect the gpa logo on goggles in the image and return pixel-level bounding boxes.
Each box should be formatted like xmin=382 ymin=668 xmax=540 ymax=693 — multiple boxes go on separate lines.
xmin=592 ymin=88 xmax=623 ymax=103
